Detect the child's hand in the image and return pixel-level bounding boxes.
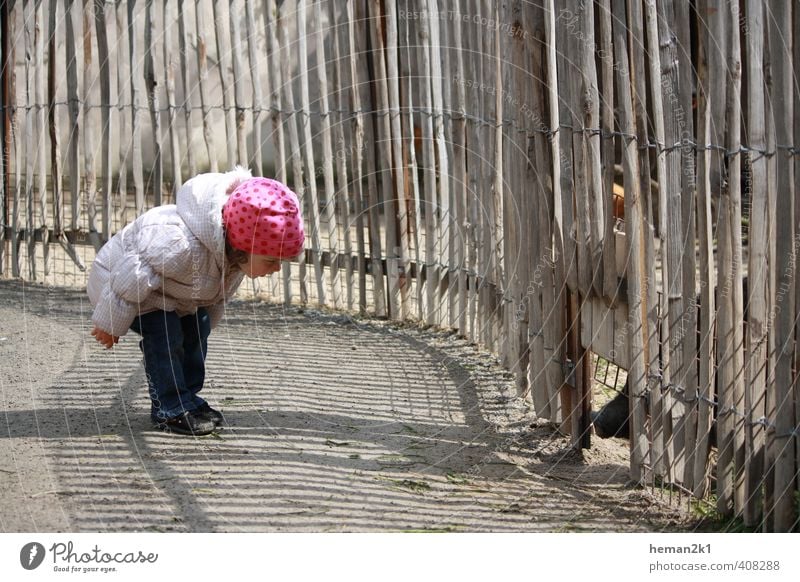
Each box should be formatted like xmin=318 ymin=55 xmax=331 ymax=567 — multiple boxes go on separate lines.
xmin=91 ymin=326 xmax=119 ymax=349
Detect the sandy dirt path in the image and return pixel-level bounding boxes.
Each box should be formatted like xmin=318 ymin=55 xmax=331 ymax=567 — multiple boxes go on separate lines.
xmin=0 ymin=279 xmax=696 ymax=532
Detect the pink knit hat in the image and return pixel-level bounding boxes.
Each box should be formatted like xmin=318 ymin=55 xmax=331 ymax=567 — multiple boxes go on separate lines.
xmin=222 ymin=177 xmax=305 ymax=258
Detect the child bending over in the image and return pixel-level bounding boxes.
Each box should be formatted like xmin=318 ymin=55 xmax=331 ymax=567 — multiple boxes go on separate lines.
xmin=87 ymin=168 xmax=304 ymax=435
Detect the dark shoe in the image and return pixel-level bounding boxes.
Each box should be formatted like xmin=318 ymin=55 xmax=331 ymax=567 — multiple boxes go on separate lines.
xmin=195 ymin=403 xmax=224 ymax=427
xmin=154 ymin=410 xmax=216 ymax=436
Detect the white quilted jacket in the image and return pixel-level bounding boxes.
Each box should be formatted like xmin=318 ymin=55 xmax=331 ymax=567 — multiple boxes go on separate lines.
xmin=87 ymin=167 xmax=251 ymax=337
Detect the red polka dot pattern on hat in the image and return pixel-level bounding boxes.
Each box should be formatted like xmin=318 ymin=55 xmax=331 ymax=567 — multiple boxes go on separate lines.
xmin=222 ymin=177 xmax=305 ymax=258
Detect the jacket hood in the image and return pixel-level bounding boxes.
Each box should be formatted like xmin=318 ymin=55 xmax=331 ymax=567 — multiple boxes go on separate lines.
xmin=176 ymin=166 xmax=252 ymax=258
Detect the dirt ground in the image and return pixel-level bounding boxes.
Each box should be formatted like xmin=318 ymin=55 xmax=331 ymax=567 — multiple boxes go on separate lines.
xmin=0 ymin=278 xmax=698 ymax=532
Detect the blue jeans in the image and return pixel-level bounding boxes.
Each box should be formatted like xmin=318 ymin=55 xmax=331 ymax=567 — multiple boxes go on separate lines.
xmin=129 ymin=308 xmax=211 ymax=422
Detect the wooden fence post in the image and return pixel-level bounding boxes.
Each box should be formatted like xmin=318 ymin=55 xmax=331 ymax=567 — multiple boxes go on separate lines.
xmin=33 ymin=0 xmax=47 ymax=274
xmin=744 ymin=0 xmax=768 ymax=526
xmin=368 ymin=0 xmax=401 ymax=316
xmin=598 ymin=0 xmax=616 ymax=303
xmin=177 ymin=0 xmax=195 ymax=177
xmin=228 ymin=0 xmax=247 ymax=168
xmin=676 ymin=0 xmax=699 ymax=492
xmin=692 ymin=0 xmax=717 ymax=500
xmin=115 ymin=0 xmax=129 ymax=226
xmin=384 ymin=0 xmax=411 ymax=319
xmin=163 ymin=0 xmax=182 ymax=192
xmin=767 ymin=0 xmax=797 ymax=533
xmin=65 ymin=0 xmax=80 ymax=234
xmin=345 ymin=0 xmax=368 ymax=314
xmin=429 ymin=0 xmax=451 ymax=328
xmin=95 ymin=0 xmax=113 ymax=243
xmin=83 ymin=0 xmax=101 ymax=251
xmin=212 ymin=0 xmax=236 ymax=169
xmin=9 ymin=0 xmax=21 ymax=278
xmin=23 ymin=0 xmax=34 ymax=278
xmin=0 ymin=0 xmax=8 ymax=277
xmin=543 ymin=0 xmax=564 ymax=425
xmin=144 ymin=0 xmax=162 ymax=205
xmin=297 ymin=0 xmax=327 ymax=305
xmin=277 ymin=1 xmax=309 ymax=305
xmin=331 ymin=0 xmax=355 ymax=311
xmin=265 ymin=0 xmax=293 ymax=305
xmin=128 ymin=0 xmax=144 ymax=215
xmin=644 ymin=0 xmax=671 ymax=479
xmin=612 ymin=0 xmax=648 ymax=481
xmin=314 ymin=0 xmax=341 ymax=310
xmin=724 ymin=0 xmax=746 ymax=515
xmin=195 ymin=0 xmax=218 ymax=173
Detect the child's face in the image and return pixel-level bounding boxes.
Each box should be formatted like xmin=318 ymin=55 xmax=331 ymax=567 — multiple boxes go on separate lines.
xmin=241 ymin=254 xmax=282 ymax=278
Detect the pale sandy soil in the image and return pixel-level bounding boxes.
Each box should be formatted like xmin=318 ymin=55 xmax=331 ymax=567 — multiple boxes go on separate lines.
xmin=0 ymin=279 xmax=696 ymax=532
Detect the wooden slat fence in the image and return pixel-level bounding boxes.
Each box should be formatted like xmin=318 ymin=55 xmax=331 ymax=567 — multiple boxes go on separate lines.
xmin=0 ymin=0 xmax=798 ymax=531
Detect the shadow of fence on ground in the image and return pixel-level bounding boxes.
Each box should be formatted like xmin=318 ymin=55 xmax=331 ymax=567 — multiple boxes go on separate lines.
xmin=0 ymin=281 xmax=683 ymax=532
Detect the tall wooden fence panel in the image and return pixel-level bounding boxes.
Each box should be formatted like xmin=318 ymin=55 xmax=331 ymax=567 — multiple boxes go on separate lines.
xmin=1 ymin=0 xmax=797 ymax=530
